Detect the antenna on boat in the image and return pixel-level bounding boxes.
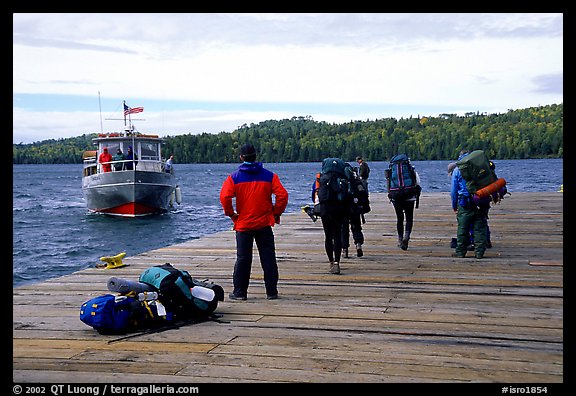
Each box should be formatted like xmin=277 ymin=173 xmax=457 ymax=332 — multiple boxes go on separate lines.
xmin=98 ymin=91 xmax=104 ymax=134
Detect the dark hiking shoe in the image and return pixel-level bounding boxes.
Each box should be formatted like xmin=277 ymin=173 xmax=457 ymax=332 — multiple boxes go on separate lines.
xmin=342 ymin=248 xmax=349 ymax=258
xmin=266 ymin=294 xmax=278 ymax=300
xmin=475 ymin=253 xmax=484 ymax=259
xmin=450 ymin=238 xmax=457 ymax=249
xmin=228 ymin=292 xmax=247 ymax=301
xmin=400 ymin=238 xmax=409 ymax=251
xmin=452 ymin=252 xmax=466 ymax=258
xmin=355 ymin=243 xmax=363 ymax=257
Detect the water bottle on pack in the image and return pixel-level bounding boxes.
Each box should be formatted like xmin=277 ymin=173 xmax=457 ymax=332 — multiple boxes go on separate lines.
xmin=191 ymin=286 xmax=215 ymax=302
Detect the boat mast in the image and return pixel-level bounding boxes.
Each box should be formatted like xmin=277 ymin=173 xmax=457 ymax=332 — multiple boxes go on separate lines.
xmin=98 ymin=91 xmax=103 ymax=134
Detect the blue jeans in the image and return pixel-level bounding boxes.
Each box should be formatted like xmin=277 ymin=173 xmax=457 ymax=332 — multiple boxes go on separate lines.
xmin=233 ymin=226 xmax=278 ymax=297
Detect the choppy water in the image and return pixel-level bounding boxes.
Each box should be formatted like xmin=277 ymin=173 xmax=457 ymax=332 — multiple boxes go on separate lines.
xmin=13 ymin=159 xmax=563 ymax=287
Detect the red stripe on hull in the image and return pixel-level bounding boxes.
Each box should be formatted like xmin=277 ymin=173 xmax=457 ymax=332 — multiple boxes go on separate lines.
xmin=99 ymin=202 xmax=162 ymax=217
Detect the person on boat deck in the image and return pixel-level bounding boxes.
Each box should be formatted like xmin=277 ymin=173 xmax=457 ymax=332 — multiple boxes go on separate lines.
xmin=113 ymin=148 xmax=125 ymax=171
xmin=98 ymin=147 xmax=113 ymax=172
xmin=126 ymin=146 xmax=138 ymax=170
xmin=165 ymin=155 xmax=174 ymax=173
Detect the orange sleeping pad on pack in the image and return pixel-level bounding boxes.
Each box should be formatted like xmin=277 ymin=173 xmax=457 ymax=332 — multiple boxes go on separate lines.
xmin=475 ymin=178 xmax=507 ymax=198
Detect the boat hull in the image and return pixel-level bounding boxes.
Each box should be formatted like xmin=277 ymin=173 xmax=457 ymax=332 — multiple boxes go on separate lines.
xmin=82 ymin=170 xmax=176 ymax=217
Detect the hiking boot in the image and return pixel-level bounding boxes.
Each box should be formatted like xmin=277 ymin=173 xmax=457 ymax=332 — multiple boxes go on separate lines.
xmin=329 ymin=261 xmax=341 ymax=274
xmin=355 ymin=243 xmax=363 ymax=257
xmin=475 ymin=252 xmax=484 ymax=259
xmin=342 ymin=248 xmax=349 ymax=258
xmin=400 ymin=237 xmax=409 ymax=250
xmin=452 ymin=252 xmax=466 ymax=258
xmin=266 ymin=294 xmax=278 ymax=300
xmin=228 ymin=292 xmax=247 ymax=301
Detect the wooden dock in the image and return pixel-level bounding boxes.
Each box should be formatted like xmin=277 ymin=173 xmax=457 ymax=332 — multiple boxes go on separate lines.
xmin=13 ymin=192 xmax=563 ymax=383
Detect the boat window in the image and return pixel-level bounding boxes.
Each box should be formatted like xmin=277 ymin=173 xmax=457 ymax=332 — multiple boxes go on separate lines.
xmin=100 ymin=142 xmax=120 ymax=154
xmin=139 ymin=142 xmax=160 ymax=161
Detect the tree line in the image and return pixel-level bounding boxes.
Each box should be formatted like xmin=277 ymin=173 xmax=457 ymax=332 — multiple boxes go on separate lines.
xmin=13 ymin=103 xmax=563 ymax=164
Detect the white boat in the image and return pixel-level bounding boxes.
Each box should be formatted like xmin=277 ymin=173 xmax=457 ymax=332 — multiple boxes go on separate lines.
xmin=82 ymin=103 xmax=180 ymax=217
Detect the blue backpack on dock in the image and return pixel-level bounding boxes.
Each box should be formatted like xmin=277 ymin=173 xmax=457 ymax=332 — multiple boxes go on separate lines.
xmin=79 ymin=294 xmax=156 ymax=334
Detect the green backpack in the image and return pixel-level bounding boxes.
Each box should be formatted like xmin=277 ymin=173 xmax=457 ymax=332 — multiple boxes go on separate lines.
xmin=456 ymin=150 xmax=497 ymax=195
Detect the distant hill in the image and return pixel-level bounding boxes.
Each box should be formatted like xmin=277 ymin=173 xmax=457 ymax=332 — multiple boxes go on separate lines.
xmin=13 ymin=103 xmax=562 ymax=164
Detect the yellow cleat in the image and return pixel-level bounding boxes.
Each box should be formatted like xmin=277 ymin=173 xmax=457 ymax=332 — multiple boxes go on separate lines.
xmin=97 ymin=252 xmax=127 ymax=269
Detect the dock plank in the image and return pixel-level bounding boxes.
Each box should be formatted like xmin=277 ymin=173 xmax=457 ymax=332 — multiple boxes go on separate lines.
xmin=13 ymin=192 xmax=563 ymax=383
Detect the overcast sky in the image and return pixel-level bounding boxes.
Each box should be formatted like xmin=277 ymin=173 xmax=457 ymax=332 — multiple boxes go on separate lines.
xmin=13 ymin=13 xmax=563 ymax=144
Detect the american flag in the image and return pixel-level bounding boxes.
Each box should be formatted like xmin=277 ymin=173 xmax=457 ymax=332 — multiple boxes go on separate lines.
xmin=124 ymin=103 xmax=144 ymax=116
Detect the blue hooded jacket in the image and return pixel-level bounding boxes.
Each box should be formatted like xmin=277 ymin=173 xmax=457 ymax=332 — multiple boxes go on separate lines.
xmin=450 ymin=152 xmax=471 ymax=210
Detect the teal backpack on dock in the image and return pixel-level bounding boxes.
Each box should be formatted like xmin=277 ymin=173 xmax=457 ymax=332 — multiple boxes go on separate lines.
xmin=139 ymin=263 xmax=224 ymax=319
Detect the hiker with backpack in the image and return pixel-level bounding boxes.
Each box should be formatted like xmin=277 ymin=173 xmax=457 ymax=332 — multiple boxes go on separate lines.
xmin=448 ymin=153 xmax=493 ymax=250
xmin=450 ymin=150 xmax=489 ymax=259
xmin=220 ymin=143 xmax=289 ymax=300
xmin=313 ymin=157 xmax=354 ymax=275
xmin=385 ymin=154 xmax=422 ymax=250
xmin=341 ymin=166 xmax=370 ymax=258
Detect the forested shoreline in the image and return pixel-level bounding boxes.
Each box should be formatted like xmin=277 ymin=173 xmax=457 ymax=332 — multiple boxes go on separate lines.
xmin=13 ymin=103 xmax=563 ymax=164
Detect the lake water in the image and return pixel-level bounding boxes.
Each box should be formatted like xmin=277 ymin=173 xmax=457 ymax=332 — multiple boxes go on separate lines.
xmin=13 ymin=159 xmax=563 ymax=287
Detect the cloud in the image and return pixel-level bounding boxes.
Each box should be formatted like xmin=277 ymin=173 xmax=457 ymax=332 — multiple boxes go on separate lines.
xmin=13 ymin=13 xmax=563 ymax=143
xmin=531 ymin=73 xmax=563 ymax=95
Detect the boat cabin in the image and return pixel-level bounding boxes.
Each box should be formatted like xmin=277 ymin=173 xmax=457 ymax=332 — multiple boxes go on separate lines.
xmin=83 ymin=129 xmax=169 ymax=177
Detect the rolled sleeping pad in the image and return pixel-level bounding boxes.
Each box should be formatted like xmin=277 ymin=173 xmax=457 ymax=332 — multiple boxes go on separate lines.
xmin=107 ymin=277 xmax=155 ymax=294
xmin=475 ymin=178 xmax=507 ymax=199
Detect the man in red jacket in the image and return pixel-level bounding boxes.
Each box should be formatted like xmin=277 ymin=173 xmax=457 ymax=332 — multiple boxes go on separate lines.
xmin=220 ymin=144 xmax=289 ymax=301
xmin=98 ymin=147 xmax=113 ymax=172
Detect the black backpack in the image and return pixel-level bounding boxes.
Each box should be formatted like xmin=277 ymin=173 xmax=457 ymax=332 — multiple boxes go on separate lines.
xmin=349 ymin=171 xmax=371 ymax=215
xmin=385 ymin=154 xmax=421 ymax=204
xmin=317 ymin=158 xmax=351 ymax=204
